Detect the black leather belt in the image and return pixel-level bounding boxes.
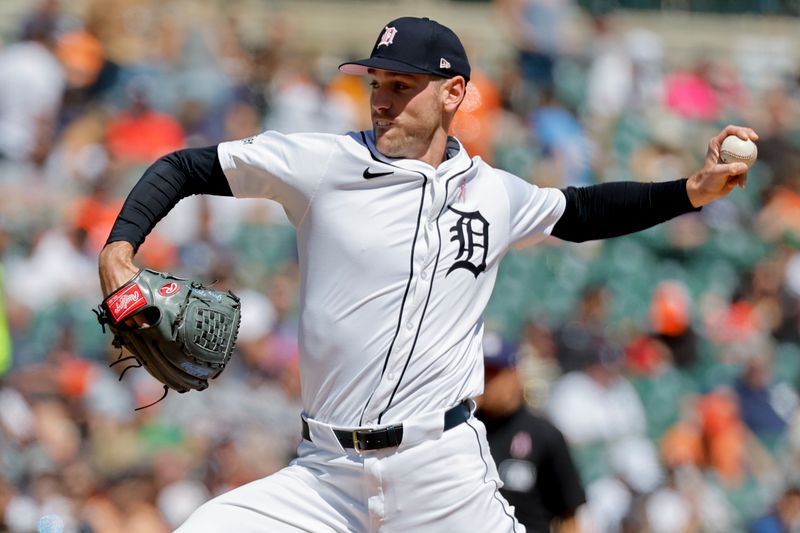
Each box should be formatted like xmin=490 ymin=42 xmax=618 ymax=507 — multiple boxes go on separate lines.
xmin=301 ymin=400 xmax=472 ymax=452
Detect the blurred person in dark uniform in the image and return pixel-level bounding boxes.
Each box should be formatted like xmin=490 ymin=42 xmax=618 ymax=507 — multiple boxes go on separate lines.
xmin=477 ymin=332 xmax=586 ymax=532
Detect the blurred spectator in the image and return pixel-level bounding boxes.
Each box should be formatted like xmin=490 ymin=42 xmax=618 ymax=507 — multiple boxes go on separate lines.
xmin=157 ymin=478 xmax=211 ymax=530
xmin=263 ymin=54 xmax=358 ymax=135
xmin=733 ymin=337 xmax=799 ymax=449
xmin=21 ymin=0 xmax=62 ymax=45
xmin=648 ymin=279 xmax=700 ymax=369
xmin=477 ymin=331 xmax=586 ymax=533
xmin=0 ymin=12 xmax=65 ymax=164
xmin=106 ymin=80 xmax=185 ymax=163
xmin=754 ymin=83 xmax=800 ymax=189
xmin=554 ymin=285 xmax=619 ymax=373
xmin=584 ymin=13 xmax=633 ymax=123
xmin=495 ymin=0 xmax=580 ymax=95
xmin=547 ymin=339 xmax=646 ymax=445
xmin=529 ymin=87 xmax=592 ymax=187
xmin=625 ymin=29 xmax=665 ymax=114
xmin=697 ymin=388 xmax=750 ymax=486
xmin=56 ymin=29 xmax=106 ymax=91
xmin=757 ymin=179 xmax=800 ymax=244
xmin=750 ymin=482 xmax=800 ymax=533
xmin=644 ymin=465 xmax=733 ymax=533
xmin=665 ymin=59 xmax=722 ymax=122
xmin=583 ymin=435 xmax=664 ymax=531
xmin=661 ymin=394 xmax=706 ymax=470
xmin=4 ymin=227 xmax=97 ymax=330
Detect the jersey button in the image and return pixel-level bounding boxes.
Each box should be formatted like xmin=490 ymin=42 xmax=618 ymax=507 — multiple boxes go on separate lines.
xmin=406 ymin=322 xmax=414 ymax=330
xmin=387 ymin=372 xmax=396 ymax=380
xmin=421 ymin=272 xmax=428 ymax=280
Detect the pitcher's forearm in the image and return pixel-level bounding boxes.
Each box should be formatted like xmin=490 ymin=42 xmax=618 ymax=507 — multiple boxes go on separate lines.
xmin=98 ymin=241 xmax=138 ymax=296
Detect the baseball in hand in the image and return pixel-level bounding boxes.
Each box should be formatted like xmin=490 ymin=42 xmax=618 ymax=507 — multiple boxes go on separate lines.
xmin=719 ymin=135 xmax=757 ymax=168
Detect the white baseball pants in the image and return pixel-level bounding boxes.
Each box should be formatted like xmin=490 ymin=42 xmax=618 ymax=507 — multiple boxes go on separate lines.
xmin=175 ymin=407 xmax=524 ymax=532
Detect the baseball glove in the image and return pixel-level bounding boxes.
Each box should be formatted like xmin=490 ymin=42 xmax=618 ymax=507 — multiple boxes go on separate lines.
xmin=95 ymin=269 xmax=241 ymax=402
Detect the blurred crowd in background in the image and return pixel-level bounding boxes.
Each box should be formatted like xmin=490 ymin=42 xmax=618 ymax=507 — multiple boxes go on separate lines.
xmin=1 ymin=0 xmax=800 ymax=531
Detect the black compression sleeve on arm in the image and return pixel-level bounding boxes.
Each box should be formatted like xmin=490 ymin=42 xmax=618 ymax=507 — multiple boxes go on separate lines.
xmin=551 ymin=178 xmax=700 ymax=243
xmin=105 ymin=145 xmax=233 ymax=252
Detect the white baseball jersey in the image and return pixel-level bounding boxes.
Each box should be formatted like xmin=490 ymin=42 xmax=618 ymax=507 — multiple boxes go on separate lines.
xmin=217 ymin=130 xmax=565 ymax=428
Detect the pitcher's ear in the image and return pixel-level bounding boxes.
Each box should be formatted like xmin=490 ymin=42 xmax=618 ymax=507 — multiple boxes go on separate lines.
xmin=442 ymin=76 xmax=467 ymax=112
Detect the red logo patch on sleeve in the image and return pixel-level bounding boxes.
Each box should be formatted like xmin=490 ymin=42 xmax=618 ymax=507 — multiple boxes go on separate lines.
xmin=106 ymin=283 xmax=147 ymax=322
xmin=159 ymin=282 xmax=180 ymax=296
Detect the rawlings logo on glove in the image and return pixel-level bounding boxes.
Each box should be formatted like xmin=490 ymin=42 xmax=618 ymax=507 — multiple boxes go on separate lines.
xmin=106 ymin=283 xmax=147 ymax=322
xmin=94 ymin=269 xmax=241 ymax=408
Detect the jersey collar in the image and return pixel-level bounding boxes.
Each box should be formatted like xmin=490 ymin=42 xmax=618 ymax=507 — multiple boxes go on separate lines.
xmin=360 ymin=130 xmax=473 ymax=177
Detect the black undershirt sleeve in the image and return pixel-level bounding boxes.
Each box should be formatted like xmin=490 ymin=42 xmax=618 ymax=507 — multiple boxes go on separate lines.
xmin=105 ymin=145 xmax=233 ymax=252
xmin=550 ymin=178 xmax=701 ymax=243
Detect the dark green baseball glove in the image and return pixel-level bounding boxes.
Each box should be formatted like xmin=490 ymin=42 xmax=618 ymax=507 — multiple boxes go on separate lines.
xmin=95 ymin=269 xmax=241 ymax=397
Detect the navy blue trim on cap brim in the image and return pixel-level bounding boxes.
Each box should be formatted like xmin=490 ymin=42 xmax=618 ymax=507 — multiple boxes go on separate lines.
xmin=339 ymin=57 xmax=445 ymax=78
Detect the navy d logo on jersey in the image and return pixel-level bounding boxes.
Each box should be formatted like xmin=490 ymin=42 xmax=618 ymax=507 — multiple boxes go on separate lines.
xmin=446 ymin=207 xmax=489 ymax=278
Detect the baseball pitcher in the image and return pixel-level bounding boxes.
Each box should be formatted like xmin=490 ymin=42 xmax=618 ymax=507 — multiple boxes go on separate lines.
xmin=98 ymin=16 xmax=757 ymax=532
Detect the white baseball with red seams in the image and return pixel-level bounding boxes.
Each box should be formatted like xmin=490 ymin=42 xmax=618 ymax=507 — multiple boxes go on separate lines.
xmin=720 ymin=135 xmax=758 ymax=168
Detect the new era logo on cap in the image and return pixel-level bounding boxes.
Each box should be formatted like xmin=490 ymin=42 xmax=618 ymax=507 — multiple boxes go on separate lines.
xmin=339 ymin=16 xmax=471 ymax=82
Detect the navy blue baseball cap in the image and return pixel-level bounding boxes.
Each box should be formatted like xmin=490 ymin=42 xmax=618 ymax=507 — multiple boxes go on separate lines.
xmin=339 ymin=17 xmax=471 ymax=82
xmin=482 ymin=332 xmax=518 ymax=369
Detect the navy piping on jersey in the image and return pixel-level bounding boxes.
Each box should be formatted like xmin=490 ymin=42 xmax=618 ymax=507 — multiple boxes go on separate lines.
xmin=378 ymin=160 xmax=475 ymax=423
xmin=466 ymin=418 xmax=520 ymax=532
xmin=358 ymin=131 xmax=429 ymax=426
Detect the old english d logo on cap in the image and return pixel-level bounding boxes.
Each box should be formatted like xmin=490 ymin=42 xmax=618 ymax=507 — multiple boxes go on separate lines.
xmin=377 ymin=26 xmax=397 ymax=48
